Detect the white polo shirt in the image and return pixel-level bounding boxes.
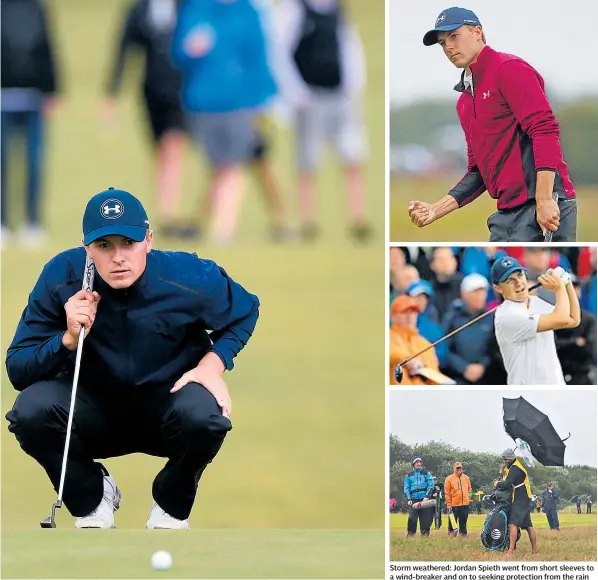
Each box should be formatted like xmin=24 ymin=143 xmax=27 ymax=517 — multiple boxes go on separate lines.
xmin=494 ymin=296 xmax=565 ymax=385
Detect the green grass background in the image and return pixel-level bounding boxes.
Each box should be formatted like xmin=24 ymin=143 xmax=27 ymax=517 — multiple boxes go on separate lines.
xmin=1 ymin=0 xmax=385 ymax=577
xmin=390 ymin=177 xmax=598 ymax=242
xmin=390 ymin=513 xmax=597 ymax=561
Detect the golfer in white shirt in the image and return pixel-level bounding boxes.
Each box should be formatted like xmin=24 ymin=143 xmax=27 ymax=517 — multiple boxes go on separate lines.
xmin=491 ymin=256 xmax=581 ymax=385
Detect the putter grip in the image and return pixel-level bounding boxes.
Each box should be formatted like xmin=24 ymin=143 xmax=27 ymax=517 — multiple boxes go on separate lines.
xmin=82 ymin=257 xmax=95 ymax=292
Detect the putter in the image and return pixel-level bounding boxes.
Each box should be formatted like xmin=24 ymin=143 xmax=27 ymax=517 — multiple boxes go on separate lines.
xmin=41 ymin=256 xmax=95 ymax=529
xmin=543 ymin=191 xmax=560 ymax=243
xmin=394 ymin=281 xmax=541 ymax=383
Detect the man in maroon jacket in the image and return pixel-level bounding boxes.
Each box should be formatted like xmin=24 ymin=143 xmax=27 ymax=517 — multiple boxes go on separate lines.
xmin=408 ymin=7 xmax=577 ymax=242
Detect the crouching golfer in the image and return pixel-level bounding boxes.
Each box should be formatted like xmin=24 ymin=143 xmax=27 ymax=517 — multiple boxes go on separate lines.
xmin=404 ymin=456 xmax=435 ymax=537
xmin=5 ymin=188 xmax=259 ymax=529
xmin=495 ymin=449 xmax=537 ymax=555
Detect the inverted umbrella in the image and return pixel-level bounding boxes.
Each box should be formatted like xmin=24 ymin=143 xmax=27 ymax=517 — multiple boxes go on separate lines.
xmin=502 ymin=397 xmax=570 ymax=466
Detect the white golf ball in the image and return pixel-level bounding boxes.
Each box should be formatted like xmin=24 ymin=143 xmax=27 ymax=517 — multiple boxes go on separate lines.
xmin=151 ymin=550 xmax=173 ymax=571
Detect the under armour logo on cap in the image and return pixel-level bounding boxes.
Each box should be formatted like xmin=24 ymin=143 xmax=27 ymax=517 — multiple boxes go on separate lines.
xmin=83 ymin=187 xmax=149 ymax=245
xmin=503 ymin=258 xmax=512 ymax=267
xmin=100 ymin=199 xmax=124 ymax=220
xmin=436 ymin=13 xmax=446 ymax=25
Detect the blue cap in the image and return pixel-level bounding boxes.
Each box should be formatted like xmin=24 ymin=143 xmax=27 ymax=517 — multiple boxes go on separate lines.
xmin=411 ymin=456 xmax=423 ymax=465
xmin=82 ymin=188 xmax=150 ymax=245
xmin=423 ymin=7 xmax=482 ymax=46
xmin=407 ymin=280 xmax=434 ymax=298
xmin=491 ymin=256 xmax=527 ymax=284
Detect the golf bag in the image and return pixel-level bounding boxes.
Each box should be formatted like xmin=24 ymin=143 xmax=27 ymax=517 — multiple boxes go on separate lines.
xmin=480 ymin=489 xmax=520 ymax=552
xmin=425 ymin=483 xmax=443 ymax=529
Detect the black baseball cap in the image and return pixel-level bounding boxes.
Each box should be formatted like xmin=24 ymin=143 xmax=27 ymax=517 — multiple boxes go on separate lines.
xmin=423 ymin=7 xmax=482 ymax=46
xmin=83 ymin=188 xmax=150 ymax=245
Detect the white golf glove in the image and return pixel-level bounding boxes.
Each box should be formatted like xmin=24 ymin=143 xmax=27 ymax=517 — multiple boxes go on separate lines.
xmin=551 ymin=267 xmax=571 ymax=286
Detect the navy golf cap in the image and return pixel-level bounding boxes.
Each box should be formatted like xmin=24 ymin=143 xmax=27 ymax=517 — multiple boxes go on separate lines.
xmin=491 ymin=256 xmax=527 ymax=284
xmin=423 ymin=7 xmax=482 ymax=46
xmin=83 ymin=187 xmax=150 ymax=245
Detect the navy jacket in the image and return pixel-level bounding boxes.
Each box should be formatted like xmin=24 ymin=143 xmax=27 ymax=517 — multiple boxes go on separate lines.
xmin=442 ymin=300 xmax=493 ymax=380
xmin=6 ymin=248 xmax=259 ymax=393
xmin=541 ymin=488 xmax=559 ymax=511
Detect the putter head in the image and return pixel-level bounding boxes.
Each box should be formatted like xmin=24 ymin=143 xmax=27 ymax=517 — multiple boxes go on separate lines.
xmin=40 ymin=501 xmax=61 ymax=528
xmin=394 ymin=364 xmax=404 ymax=383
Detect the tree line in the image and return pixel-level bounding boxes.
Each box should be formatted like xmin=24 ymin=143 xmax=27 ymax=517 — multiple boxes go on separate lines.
xmin=390 ymin=436 xmax=597 ymax=503
xmin=389 ymin=96 xmax=598 ymax=186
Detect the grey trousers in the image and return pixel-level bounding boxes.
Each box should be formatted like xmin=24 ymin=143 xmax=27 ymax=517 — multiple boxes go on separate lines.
xmin=487 ymin=198 xmax=577 ymax=242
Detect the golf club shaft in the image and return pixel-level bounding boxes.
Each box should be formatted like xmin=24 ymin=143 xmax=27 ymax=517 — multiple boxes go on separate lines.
xmin=543 ymin=191 xmax=559 ymax=243
xmin=56 ymin=327 xmax=85 ymax=503
xmin=55 ymin=256 xmax=95 ymax=505
xmin=397 ymin=281 xmax=542 ymax=368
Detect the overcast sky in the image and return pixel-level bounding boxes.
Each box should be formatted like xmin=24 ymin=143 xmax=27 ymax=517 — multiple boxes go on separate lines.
xmin=389 ymin=390 xmax=597 ymax=466
xmin=390 ymin=0 xmax=598 ymax=106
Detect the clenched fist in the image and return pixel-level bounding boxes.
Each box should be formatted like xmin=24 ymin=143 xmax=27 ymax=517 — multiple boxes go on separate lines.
xmin=408 ymin=201 xmax=437 ymax=227
xmin=63 ymin=290 xmax=101 ymax=350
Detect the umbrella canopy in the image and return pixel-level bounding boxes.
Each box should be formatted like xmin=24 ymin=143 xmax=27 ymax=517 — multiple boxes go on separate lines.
xmin=502 ymin=397 xmax=570 ymax=466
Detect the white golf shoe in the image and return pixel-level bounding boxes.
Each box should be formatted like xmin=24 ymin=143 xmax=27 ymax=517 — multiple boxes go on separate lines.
xmin=146 ymin=501 xmax=190 ymax=529
xmin=75 ymin=472 xmax=121 ymax=529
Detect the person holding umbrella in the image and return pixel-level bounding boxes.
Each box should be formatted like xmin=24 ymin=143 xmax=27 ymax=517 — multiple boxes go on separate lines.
xmin=495 ymin=449 xmax=537 ymax=555
xmin=541 ymin=483 xmax=560 ymax=531
xmin=403 ymin=456 xmax=435 ymax=537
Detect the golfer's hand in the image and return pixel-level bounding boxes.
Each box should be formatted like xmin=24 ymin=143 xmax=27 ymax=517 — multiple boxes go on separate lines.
xmin=536 ymin=198 xmax=560 ymax=235
xmin=408 ymin=201 xmax=436 ymax=227
xmin=171 ymin=366 xmax=231 ymax=418
xmin=552 ymin=266 xmax=571 ymax=286
xmin=538 ymin=270 xmax=565 ymax=292
xmin=63 ymin=290 xmax=101 ymax=349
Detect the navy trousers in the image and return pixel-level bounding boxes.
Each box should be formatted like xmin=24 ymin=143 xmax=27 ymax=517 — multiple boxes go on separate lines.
xmin=6 ymin=377 xmax=232 ymax=519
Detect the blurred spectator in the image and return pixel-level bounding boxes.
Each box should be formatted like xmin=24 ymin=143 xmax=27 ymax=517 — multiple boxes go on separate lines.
xmin=103 ymin=0 xmax=193 ymax=239
xmin=441 ymin=274 xmax=494 ymax=384
xmin=460 ymin=246 xmax=507 ymax=281
xmin=407 ymin=280 xmax=439 ymax=323
xmin=430 ymin=248 xmax=463 ymax=315
xmin=390 ymin=265 xmax=419 ymax=301
xmin=389 ymin=295 xmax=440 ymax=385
xmin=171 ymin=0 xmax=277 ymax=243
xmin=581 ymin=248 xmax=597 ymax=318
xmin=399 ymin=246 xmax=433 ymax=280
xmin=1 ymin=0 xmax=59 ymax=247
xmin=406 ymin=280 xmax=448 ymax=368
xmin=197 ymin=3 xmax=289 ymax=242
xmin=273 ymin=0 xmax=370 ymax=242
xmin=555 ymin=276 xmax=597 ymax=385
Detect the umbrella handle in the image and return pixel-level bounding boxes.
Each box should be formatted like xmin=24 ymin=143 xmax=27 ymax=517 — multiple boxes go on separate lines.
xmin=562 ymin=432 xmax=571 ymax=442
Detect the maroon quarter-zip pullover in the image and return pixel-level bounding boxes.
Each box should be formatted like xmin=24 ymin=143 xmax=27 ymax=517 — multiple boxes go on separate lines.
xmin=448 ymin=46 xmax=575 ymax=210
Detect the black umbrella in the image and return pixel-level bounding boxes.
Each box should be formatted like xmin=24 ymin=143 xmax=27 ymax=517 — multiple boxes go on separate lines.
xmin=502 ymin=397 xmax=570 ymax=466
